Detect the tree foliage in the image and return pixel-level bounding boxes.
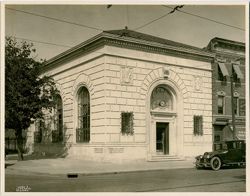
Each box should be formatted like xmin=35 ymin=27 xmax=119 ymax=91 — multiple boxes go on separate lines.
xmin=5 ymin=37 xmax=58 ymax=159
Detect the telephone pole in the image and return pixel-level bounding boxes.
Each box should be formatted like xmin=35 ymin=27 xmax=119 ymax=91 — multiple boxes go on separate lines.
xmin=230 ymin=62 xmax=236 ymax=139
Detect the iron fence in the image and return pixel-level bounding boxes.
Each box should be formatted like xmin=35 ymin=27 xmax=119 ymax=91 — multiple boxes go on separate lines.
xmin=5 ymin=137 xmax=26 ymax=153
xmin=52 ymin=130 xmax=63 ymax=143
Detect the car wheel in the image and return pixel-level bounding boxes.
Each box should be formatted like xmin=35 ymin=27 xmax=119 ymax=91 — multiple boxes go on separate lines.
xmin=210 ymin=157 xmax=221 ymax=171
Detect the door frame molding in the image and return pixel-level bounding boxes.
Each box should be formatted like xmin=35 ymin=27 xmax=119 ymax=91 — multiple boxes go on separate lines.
xmin=151 ymin=115 xmax=176 ymax=156
xmin=146 ymin=78 xmax=184 ymax=160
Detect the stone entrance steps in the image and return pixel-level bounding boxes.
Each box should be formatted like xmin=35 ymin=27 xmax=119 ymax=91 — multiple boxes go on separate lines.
xmin=148 ymin=155 xmax=186 ymax=162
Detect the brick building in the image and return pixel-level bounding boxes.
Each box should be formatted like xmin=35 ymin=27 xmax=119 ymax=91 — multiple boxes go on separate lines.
xmin=206 ymin=38 xmax=245 ymax=145
xmin=27 ymin=29 xmax=215 ymax=162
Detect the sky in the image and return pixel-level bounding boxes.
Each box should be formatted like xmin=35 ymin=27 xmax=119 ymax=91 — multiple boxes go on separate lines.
xmin=4 ymin=3 xmax=246 ymax=61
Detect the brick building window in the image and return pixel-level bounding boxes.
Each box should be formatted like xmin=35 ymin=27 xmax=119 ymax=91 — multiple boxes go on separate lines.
xmin=193 ymin=115 xmax=203 ymax=136
xmin=217 ymin=63 xmax=229 ymax=81
xmin=233 ymin=64 xmax=243 ymax=82
xmin=214 ymin=135 xmax=221 ymax=142
xmin=232 ymin=68 xmax=240 ymax=83
xmin=217 ymin=96 xmax=224 ymax=114
xmin=218 ymin=66 xmax=224 ymax=81
xmin=76 ymin=87 xmax=90 ymax=143
xmin=233 ymin=97 xmax=239 ymax=115
xmin=121 ymin=112 xmax=134 ymax=135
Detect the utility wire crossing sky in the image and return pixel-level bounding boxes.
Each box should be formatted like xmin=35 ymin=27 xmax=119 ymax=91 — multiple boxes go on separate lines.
xmin=5 ymin=4 xmax=246 ymax=60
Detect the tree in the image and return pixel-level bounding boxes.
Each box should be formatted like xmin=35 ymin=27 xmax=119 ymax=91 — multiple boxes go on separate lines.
xmin=5 ymin=37 xmax=58 ymax=160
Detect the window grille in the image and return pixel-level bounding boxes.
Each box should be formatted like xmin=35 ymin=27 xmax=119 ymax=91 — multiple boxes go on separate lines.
xmin=151 ymin=86 xmax=173 ymax=110
xmin=193 ymin=115 xmax=203 ymax=136
xmin=76 ymin=87 xmax=90 ymax=143
xmin=121 ymin=112 xmax=134 ymax=135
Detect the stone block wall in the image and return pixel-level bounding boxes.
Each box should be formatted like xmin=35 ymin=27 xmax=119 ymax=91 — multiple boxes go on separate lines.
xmin=103 ymin=45 xmax=213 ymax=157
xmin=37 ymin=45 xmax=213 ymax=160
xmin=46 ymin=53 xmax=107 ymax=145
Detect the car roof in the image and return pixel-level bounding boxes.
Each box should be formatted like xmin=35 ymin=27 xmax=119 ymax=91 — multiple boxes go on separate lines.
xmin=224 ymin=140 xmax=246 ymax=145
xmin=225 ymin=140 xmax=245 ymax=142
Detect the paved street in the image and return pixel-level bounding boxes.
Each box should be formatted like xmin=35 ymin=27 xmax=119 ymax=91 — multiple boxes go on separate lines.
xmin=5 ymin=167 xmax=245 ymax=192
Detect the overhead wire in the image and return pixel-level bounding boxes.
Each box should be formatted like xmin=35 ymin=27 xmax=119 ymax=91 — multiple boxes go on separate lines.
xmin=134 ymin=11 xmax=172 ymax=30
xmin=6 ymin=35 xmax=73 ymax=48
xmin=162 ymin=5 xmax=245 ymax=31
xmin=6 ymin=5 xmax=244 ymax=50
xmin=6 ymin=6 xmax=244 ymax=33
xmin=6 ymin=35 xmax=106 ymax=57
xmin=6 ymin=7 xmax=104 ymax=32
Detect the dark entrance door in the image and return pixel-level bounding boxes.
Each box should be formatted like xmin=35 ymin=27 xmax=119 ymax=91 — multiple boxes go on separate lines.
xmin=156 ymin=122 xmax=169 ymax=154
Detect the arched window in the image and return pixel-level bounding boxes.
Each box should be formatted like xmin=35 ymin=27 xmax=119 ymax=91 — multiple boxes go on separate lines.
xmin=52 ymin=94 xmax=63 ymax=143
xmin=76 ymin=86 xmax=90 ymax=143
xmin=151 ymin=85 xmax=173 ymax=111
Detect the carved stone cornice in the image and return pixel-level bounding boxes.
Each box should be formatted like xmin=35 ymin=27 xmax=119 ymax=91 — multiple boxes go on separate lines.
xmin=44 ymin=31 xmax=215 ymax=71
xmin=105 ymin=37 xmax=214 ymax=62
xmin=207 ymin=37 xmax=245 ymax=56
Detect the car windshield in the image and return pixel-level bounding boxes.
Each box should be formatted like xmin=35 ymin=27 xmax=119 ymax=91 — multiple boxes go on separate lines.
xmin=214 ymin=143 xmax=228 ymax=151
xmin=226 ymin=141 xmax=245 ymax=150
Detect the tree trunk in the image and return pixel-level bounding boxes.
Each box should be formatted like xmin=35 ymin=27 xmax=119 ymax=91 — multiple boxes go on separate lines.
xmin=15 ymin=129 xmax=24 ymax=161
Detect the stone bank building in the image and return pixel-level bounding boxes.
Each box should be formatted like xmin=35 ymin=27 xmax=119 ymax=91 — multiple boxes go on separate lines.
xmin=29 ymin=29 xmax=217 ymax=162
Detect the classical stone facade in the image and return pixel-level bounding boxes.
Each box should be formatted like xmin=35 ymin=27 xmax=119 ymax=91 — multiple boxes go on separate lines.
xmin=207 ymin=38 xmax=245 ymax=145
xmin=28 ymin=29 xmax=215 ymax=162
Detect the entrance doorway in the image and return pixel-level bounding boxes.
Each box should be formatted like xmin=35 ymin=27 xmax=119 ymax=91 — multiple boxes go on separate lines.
xmin=156 ymin=122 xmax=169 ymax=154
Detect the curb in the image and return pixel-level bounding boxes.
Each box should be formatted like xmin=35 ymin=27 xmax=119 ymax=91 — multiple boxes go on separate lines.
xmin=6 ymin=165 xmax=195 ymax=176
xmin=67 ymin=167 xmax=196 ymax=176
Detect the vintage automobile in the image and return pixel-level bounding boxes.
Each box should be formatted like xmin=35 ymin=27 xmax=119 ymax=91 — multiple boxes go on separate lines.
xmin=195 ymin=140 xmax=246 ymax=171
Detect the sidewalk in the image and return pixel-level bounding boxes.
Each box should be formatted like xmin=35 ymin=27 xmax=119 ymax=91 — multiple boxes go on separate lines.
xmin=5 ymin=156 xmax=195 ymax=176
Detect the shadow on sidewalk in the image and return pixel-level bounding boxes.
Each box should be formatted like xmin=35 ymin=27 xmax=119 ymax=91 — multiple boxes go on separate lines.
xmin=6 ymin=152 xmax=64 ymax=162
xmin=5 ymin=163 xmax=15 ymax=168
